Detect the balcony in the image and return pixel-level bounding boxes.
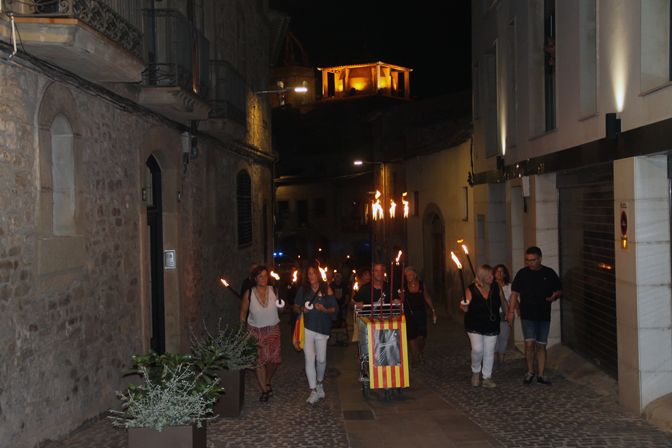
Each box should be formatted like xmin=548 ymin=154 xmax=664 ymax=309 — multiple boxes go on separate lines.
xmin=4 ymin=0 xmax=144 ymax=83
xmin=139 ymin=9 xmax=210 ymax=123
xmin=200 ymin=60 xmax=248 ymax=141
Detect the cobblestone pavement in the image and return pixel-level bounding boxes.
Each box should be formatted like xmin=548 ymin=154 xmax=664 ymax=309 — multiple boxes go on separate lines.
xmin=415 ymin=319 xmax=672 ymax=448
xmin=45 ymin=313 xmax=672 ymax=448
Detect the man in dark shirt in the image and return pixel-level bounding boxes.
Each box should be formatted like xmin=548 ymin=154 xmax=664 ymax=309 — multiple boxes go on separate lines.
xmin=354 ymin=263 xmax=400 ymax=308
xmin=507 ymin=247 xmax=561 ymax=386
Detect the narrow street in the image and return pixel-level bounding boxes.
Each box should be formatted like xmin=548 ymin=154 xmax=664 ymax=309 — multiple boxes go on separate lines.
xmin=48 ymin=312 xmax=672 ymax=448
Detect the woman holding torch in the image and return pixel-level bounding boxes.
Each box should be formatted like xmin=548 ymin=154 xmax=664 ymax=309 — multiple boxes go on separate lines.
xmin=459 ymin=264 xmax=502 ymax=388
xmin=293 ymin=264 xmax=338 ymax=404
xmin=240 ymin=265 xmax=284 ymax=402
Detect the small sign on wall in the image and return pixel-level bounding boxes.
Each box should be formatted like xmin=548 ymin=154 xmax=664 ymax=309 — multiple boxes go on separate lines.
xmin=164 ymin=250 xmax=176 ymax=269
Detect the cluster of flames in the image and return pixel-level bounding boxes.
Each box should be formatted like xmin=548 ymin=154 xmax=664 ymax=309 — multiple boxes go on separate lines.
xmin=450 ymin=239 xmax=470 ymax=270
xmin=371 ymin=191 xmax=409 ymax=221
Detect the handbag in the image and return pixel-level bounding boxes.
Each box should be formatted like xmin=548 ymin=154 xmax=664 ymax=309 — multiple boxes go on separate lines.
xmin=293 ymin=313 xmax=305 ymax=350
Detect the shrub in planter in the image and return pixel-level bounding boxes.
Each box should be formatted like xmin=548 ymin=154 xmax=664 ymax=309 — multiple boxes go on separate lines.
xmin=110 ymin=359 xmax=221 ymax=448
xmin=191 ymin=322 xmax=258 ymax=417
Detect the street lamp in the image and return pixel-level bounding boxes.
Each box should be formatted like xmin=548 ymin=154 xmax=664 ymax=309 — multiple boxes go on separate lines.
xmin=256 ymin=81 xmax=308 ymax=107
xmin=255 ymin=80 xmax=309 ymax=95
xmin=353 ymin=160 xmax=381 ymax=166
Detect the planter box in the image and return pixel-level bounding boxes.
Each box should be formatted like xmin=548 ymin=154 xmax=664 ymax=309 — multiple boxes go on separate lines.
xmin=213 ymin=369 xmax=245 ymax=417
xmin=128 ymin=424 xmax=206 ymax=448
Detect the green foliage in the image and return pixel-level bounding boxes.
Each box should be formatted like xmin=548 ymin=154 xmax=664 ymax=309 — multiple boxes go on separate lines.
xmin=111 ymin=350 xmax=225 ymax=430
xmin=126 ymin=351 xmax=224 ymax=403
xmin=110 ymin=364 xmax=217 ymax=431
xmin=191 ymin=321 xmax=258 ymax=372
xmin=111 ymin=321 xmax=256 ymax=430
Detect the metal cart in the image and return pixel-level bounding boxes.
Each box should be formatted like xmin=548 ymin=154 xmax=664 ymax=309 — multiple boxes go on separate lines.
xmin=354 ymin=303 xmax=410 ymax=400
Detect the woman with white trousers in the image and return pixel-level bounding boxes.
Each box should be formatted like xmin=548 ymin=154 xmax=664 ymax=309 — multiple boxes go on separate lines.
xmin=460 ymin=264 xmax=502 ymax=388
xmin=293 ymin=264 xmax=337 ymax=404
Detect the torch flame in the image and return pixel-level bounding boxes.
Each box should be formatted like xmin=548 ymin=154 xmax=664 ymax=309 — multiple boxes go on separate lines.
xmin=395 ymin=250 xmax=403 ymax=264
xmin=389 ymin=199 xmax=397 ymax=218
xmin=318 ymin=266 xmax=328 ymax=282
xmin=461 ymin=244 xmax=469 ymax=255
xmin=220 ymin=278 xmax=230 ymax=287
xmin=292 ymin=270 xmax=298 ymax=283
xmin=353 ymin=281 xmax=359 ymax=291
xmin=450 ymin=251 xmax=463 ymax=269
xmin=402 ymin=192 xmax=409 ymax=218
xmin=270 ymin=271 xmax=280 ymax=280
xmin=372 ymin=190 xmax=384 ymax=221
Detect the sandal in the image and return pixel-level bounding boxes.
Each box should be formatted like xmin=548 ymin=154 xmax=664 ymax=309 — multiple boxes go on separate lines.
xmin=266 ymin=384 xmax=273 ymax=397
xmin=259 ymin=391 xmax=269 ymax=402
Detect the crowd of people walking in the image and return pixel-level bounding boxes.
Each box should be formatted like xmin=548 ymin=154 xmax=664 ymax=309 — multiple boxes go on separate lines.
xmin=237 ymin=245 xmax=561 ymax=404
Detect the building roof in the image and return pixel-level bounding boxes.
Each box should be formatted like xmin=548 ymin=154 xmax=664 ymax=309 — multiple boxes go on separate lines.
xmin=317 ymin=61 xmax=412 ymax=72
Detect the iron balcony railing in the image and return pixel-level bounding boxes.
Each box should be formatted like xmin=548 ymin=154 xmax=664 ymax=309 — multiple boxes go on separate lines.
xmin=142 ymin=9 xmax=209 ymax=99
xmin=23 ymin=0 xmax=143 ymax=58
xmin=209 ymin=60 xmax=247 ymax=126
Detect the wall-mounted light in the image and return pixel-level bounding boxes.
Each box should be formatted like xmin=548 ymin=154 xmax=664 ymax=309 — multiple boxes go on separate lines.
xmin=606 ymin=113 xmax=621 ymax=140
xmin=181 ymin=131 xmax=198 ymax=174
xmin=181 ymin=131 xmax=191 ymax=159
xmin=255 ymin=80 xmax=309 ymax=95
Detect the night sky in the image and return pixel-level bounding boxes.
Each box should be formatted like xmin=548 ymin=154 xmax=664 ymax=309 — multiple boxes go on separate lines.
xmin=269 ymin=0 xmax=472 ymax=99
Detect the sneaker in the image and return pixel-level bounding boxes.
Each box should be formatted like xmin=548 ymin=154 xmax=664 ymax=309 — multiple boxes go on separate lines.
xmin=316 ymin=383 xmax=325 ymax=399
xmin=536 ymin=375 xmax=552 ymax=386
xmin=471 ymin=373 xmax=480 ymax=387
xmin=523 ymin=372 xmax=535 ymax=385
xmin=481 ymin=378 xmax=496 ymax=388
xmin=306 ymin=390 xmax=320 ymax=404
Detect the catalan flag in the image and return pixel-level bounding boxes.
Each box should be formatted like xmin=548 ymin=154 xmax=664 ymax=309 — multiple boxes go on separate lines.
xmin=362 ymin=315 xmax=410 ymax=389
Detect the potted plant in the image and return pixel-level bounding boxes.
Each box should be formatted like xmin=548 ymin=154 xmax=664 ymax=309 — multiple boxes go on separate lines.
xmin=191 ymin=322 xmax=258 ymax=417
xmin=110 ymin=353 xmax=222 ymax=448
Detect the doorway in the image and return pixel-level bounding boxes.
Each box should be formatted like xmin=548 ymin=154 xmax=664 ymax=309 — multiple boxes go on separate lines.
xmin=423 ymin=205 xmax=446 ymax=310
xmin=431 ymin=215 xmax=446 ymax=300
xmin=146 ymin=156 xmax=166 ymax=354
xmin=558 ymin=163 xmax=616 ymax=377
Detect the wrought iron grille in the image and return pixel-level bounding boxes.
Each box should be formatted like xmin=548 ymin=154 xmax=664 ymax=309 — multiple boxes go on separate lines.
xmin=28 ymin=0 xmax=143 ymax=58
xmin=142 ymin=8 xmax=210 ymax=99
xmin=209 ymin=60 xmax=247 ymax=125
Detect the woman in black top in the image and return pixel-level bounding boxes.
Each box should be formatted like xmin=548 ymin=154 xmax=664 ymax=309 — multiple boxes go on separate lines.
xmin=401 ymin=266 xmax=436 ymax=365
xmin=460 ymin=264 xmax=502 ymax=388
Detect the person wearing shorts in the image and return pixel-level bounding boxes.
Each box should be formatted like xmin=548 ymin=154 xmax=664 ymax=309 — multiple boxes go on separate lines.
xmin=507 ymin=247 xmax=561 ymax=385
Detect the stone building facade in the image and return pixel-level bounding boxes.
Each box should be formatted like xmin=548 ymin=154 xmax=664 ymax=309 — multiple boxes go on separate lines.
xmin=472 ymin=0 xmax=672 ymax=413
xmin=0 ymin=1 xmax=284 ymax=446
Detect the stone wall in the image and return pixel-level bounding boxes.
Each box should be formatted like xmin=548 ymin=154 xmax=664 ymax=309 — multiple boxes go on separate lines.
xmin=0 ymin=69 xmax=272 ymax=448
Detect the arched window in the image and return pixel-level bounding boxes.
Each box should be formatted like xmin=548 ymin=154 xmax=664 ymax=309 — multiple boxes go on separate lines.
xmin=50 ymin=115 xmax=75 ymax=235
xmin=237 ymin=169 xmax=252 ymax=247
